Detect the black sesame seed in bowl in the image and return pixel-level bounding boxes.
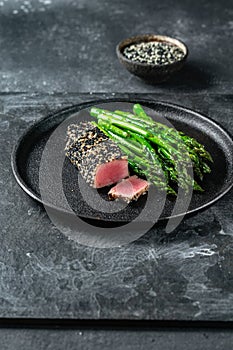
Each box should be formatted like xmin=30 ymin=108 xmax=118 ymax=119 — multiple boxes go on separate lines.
xmin=123 ymin=42 xmax=185 ymax=65
xmin=116 ymin=34 xmax=188 ymax=83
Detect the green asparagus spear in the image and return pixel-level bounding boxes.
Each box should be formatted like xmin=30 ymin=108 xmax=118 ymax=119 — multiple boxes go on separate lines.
xmin=133 ymin=103 xmax=154 ymax=122
xmin=90 ymin=105 xmax=209 ymax=194
xmin=90 ymin=108 xmax=187 ymax=164
xmin=133 ymin=104 xmax=213 ymax=163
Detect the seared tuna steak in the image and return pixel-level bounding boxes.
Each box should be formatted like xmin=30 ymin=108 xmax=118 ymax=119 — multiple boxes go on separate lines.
xmin=108 ymin=175 xmax=149 ymax=202
xmin=65 ymin=122 xmax=129 ymax=188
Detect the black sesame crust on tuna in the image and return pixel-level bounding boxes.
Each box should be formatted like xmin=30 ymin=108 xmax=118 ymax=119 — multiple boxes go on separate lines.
xmin=65 ymin=122 xmax=109 ymax=151
xmin=65 ymin=122 xmax=127 ymax=187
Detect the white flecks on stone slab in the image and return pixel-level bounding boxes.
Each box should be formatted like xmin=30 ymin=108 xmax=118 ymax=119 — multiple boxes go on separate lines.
xmin=0 ymin=120 xmax=9 ymax=131
xmin=219 ymin=228 xmax=233 ymax=236
xmin=39 ymin=0 xmax=52 ymax=4
xmin=161 ymin=243 xmax=218 ymax=262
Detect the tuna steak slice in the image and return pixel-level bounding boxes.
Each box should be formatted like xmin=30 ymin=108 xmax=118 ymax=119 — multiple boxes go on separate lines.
xmin=65 ymin=122 xmax=129 ymax=188
xmin=108 ymin=175 xmax=149 ymax=202
xmin=94 ymin=159 xmax=129 ymax=188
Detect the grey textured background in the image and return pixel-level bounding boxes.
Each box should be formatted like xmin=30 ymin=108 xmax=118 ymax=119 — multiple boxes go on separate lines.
xmin=0 ymin=0 xmax=232 ymax=94
xmin=0 ymin=0 xmax=233 ymax=348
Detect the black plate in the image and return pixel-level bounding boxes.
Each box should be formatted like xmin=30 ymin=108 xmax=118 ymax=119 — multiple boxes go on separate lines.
xmin=11 ymin=99 xmax=233 ymax=222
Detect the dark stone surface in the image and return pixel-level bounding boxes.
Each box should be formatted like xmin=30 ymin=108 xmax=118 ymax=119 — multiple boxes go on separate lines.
xmin=0 ymin=0 xmax=232 ymax=94
xmin=1 ymin=327 xmax=233 ymax=350
xmin=0 ymin=0 xmax=233 ymax=348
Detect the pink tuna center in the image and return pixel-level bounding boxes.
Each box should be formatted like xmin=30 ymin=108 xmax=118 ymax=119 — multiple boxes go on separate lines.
xmin=94 ymin=159 xmax=129 ymax=188
xmin=111 ymin=176 xmax=148 ymax=197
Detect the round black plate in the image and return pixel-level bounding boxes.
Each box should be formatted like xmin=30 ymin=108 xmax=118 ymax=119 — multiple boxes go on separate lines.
xmin=11 ymin=99 xmax=233 ymax=222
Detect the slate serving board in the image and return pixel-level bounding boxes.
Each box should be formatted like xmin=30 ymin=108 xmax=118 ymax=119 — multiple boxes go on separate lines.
xmin=1 ymin=93 xmax=233 ymax=322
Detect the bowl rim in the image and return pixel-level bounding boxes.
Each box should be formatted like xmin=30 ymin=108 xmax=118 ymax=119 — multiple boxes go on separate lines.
xmin=116 ymin=34 xmax=188 ymax=68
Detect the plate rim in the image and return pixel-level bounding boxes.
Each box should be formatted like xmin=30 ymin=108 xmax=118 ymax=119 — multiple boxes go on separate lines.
xmin=11 ymin=98 xmax=233 ymax=222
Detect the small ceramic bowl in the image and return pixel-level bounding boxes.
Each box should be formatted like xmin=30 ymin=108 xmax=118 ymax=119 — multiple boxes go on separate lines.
xmin=116 ymin=34 xmax=188 ymax=83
